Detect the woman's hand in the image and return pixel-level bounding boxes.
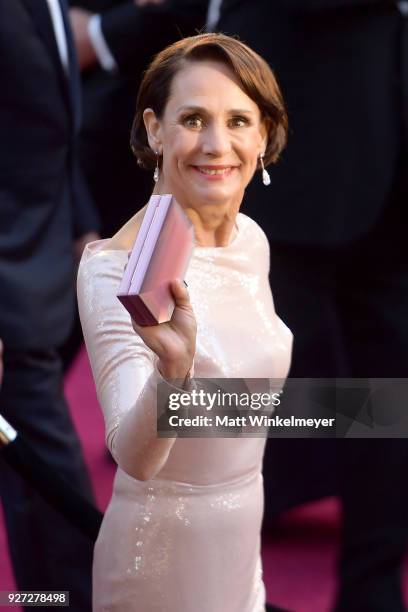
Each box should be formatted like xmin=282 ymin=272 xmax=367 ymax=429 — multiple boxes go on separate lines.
xmin=131 ymin=280 xmax=196 ymax=380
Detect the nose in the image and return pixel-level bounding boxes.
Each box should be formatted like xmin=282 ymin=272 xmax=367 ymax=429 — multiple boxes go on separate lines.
xmin=201 ymin=121 xmax=232 ymax=157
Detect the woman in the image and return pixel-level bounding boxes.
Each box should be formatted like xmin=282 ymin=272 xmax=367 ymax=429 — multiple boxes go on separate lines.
xmin=78 ymin=33 xmax=292 ymax=612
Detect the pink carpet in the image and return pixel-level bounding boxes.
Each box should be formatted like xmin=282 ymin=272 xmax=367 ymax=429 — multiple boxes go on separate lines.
xmin=1 ymin=347 xmax=407 ymax=611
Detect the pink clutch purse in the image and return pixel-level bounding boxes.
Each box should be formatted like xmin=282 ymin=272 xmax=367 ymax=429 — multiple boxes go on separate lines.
xmin=117 ymin=194 xmax=194 ymax=326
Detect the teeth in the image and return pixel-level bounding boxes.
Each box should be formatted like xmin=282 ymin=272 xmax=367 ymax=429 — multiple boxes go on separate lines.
xmin=197 ymin=167 xmax=231 ymax=175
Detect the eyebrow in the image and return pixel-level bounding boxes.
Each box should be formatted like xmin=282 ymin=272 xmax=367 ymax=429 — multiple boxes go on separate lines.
xmin=176 ymin=105 xmax=254 ymax=115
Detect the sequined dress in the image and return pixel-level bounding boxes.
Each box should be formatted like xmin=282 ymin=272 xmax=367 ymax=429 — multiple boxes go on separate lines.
xmin=77 ymin=212 xmax=292 ymax=612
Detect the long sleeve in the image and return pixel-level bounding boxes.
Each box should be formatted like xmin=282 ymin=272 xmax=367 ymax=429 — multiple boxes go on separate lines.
xmin=77 ymin=246 xmax=177 ymax=481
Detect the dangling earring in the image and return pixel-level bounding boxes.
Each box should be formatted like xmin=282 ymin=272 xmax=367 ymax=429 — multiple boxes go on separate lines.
xmin=153 ymin=151 xmax=160 ymax=183
xmin=260 ymin=153 xmax=271 ymax=186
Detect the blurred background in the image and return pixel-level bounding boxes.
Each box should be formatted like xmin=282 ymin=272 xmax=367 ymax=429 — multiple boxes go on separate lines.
xmin=1 ymin=1 xmax=407 ymax=611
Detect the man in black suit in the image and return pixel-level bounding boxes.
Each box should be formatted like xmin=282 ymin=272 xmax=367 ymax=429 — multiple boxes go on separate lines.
xmin=0 ymin=1 xmax=99 ymax=609
xmin=217 ymin=1 xmax=408 ymax=611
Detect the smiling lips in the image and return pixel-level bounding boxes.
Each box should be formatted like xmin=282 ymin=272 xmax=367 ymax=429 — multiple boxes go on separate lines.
xmin=192 ymin=165 xmax=238 ymax=178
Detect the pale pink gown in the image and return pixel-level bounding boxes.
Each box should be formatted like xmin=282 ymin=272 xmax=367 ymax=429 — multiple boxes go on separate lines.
xmin=77 ymin=212 xmax=292 ymax=612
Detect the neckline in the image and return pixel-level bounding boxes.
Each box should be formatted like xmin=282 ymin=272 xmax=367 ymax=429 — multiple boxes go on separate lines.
xmin=84 ymin=213 xmax=243 ymax=258
xmin=194 ymin=215 xmax=241 ymax=251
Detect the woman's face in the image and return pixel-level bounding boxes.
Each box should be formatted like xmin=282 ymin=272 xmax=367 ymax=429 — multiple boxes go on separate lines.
xmin=143 ymin=60 xmax=267 ymax=220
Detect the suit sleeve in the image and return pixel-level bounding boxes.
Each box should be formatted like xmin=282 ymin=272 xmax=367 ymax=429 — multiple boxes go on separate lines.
xmin=99 ymin=0 xmax=207 ymax=72
xmin=70 ymin=155 xmax=101 ymax=238
xmin=63 ymin=0 xmax=101 ymax=238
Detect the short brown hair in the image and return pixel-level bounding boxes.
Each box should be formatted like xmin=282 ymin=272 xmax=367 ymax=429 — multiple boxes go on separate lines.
xmin=130 ymin=33 xmax=288 ymax=170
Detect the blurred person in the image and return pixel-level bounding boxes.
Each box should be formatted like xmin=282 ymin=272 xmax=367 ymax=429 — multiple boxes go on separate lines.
xmin=78 ymin=32 xmax=292 ymax=611
xmin=216 ymin=1 xmax=408 ymax=611
xmin=0 ymin=0 xmax=100 ymax=609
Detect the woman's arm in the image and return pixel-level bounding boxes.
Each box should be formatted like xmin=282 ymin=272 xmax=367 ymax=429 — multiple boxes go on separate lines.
xmin=77 ymin=251 xmax=195 ymax=481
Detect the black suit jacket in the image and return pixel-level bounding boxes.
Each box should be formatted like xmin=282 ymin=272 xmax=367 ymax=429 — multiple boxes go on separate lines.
xmin=219 ymin=0 xmax=406 ymax=245
xmin=0 ymin=0 xmax=99 ymax=350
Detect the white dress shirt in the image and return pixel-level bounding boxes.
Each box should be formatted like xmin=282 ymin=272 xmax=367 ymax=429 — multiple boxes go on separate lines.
xmin=46 ymin=0 xmax=69 ymax=70
xmin=88 ymin=13 xmax=117 ymax=72
xmin=399 ymin=1 xmax=408 ymax=15
xmin=48 ymin=0 xmax=117 ymax=73
xmin=206 ymin=0 xmax=223 ymax=31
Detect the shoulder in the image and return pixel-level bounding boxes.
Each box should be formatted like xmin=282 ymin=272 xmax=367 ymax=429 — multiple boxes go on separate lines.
xmin=77 ymin=203 xmax=147 ymax=289
xmin=78 ymin=239 xmax=128 ymax=279
xmin=77 ymin=203 xmax=148 ymax=302
xmin=77 ymin=240 xmax=128 ymax=323
xmin=238 ymin=213 xmax=270 ymax=244
xmin=237 ymin=213 xmax=271 ymax=267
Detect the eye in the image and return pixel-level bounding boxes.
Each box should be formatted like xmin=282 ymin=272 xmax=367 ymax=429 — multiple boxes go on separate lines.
xmin=229 ymin=116 xmax=250 ymax=128
xmin=183 ymin=115 xmax=204 ymax=129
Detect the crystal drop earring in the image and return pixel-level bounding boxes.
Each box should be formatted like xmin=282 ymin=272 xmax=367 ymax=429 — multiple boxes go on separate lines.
xmin=153 ymin=151 xmax=160 ymax=183
xmin=260 ymin=153 xmax=271 ymax=186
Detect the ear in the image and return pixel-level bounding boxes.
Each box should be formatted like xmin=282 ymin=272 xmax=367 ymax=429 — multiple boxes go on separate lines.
xmin=143 ymin=108 xmax=163 ymax=154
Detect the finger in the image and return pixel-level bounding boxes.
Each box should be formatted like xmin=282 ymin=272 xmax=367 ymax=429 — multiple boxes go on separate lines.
xmin=130 ymin=317 xmax=151 ymax=335
xmin=131 ymin=318 xmax=153 ymax=332
xmin=131 ymin=318 xmax=140 ymax=335
xmin=131 ymin=316 xmax=158 ymax=333
xmin=170 ymin=279 xmax=191 ymax=308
